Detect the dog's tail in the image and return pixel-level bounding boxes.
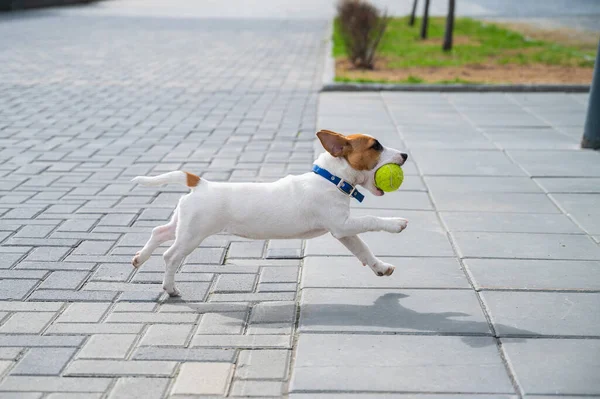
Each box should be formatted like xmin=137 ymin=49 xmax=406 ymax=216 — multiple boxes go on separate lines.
xmin=131 ymin=171 xmax=201 ymax=188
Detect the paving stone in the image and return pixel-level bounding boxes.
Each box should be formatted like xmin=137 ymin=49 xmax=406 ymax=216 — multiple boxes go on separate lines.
xmin=185 ymin=248 xmax=226 ymax=264
xmin=236 ymin=349 xmax=290 ymax=379
xmin=0 ymin=279 xmax=38 ymax=300
xmin=210 ymin=292 xmax=296 ymax=302
xmin=300 ymin=288 xmax=489 ymax=334
xmin=0 ymin=376 xmax=111 ymax=392
xmin=11 ymin=347 xmax=77 ymax=376
xmin=534 ymin=177 xmax=600 ymax=193
xmin=452 ymin=232 xmax=600 ymax=260
xmin=0 ymin=393 xmax=43 ymax=399
xmin=508 ymin=150 xmax=600 ymax=177
xmin=133 ymin=347 xmax=236 ymax=362
xmin=213 ymin=274 xmax=256 ymax=293
xmin=502 ymin=338 xmax=600 ymax=395
xmin=159 ymin=302 xmax=249 ymax=313
xmin=265 ymin=240 xmax=303 ymax=259
xmin=291 ymin=334 xmax=514 ymax=393
xmin=302 ymin=256 xmax=469 ymax=288
xmin=0 ymin=270 xmax=47 ymax=279
xmin=56 ymin=303 xmax=112 ymax=323
xmin=0 ymin=335 xmax=84 ymax=348
xmin=139 ymin=324 xmax=193 ymax=346
xmin=77 ymin=334 xmax=137 ymax=359
xmin=230 ymin=380 xmax=284 ymax=397
xmin=412 ymin=150 xmax=526 ymax=176
xmin=227 ymin=241 xmax=265 ymax=258
xmin=39 ymin=271 xmax=89 ymax=290
xmin=46 ymin=394 xmax=101 ymax=399
xmin=171 ymin=363 xmax=233 ymax=395
xmin=196 ymin=312 xmax=247 ymax=335
xmin=191 ymin=334 xmax=292 ymax=349
xmin=482 ymin=291 xmax=600 ymax=337
xmin=72 ymin=241 xmax=114 ymax=256
xmin=0 ymin=312 xmax=56 ymax=334
xmin=440 ymin=212 xmax=582 ymax=234
xmin=108 ymin=377 xmax=169 ymax=399
xmin=23 ymin=247 xmax=72 ymax=261
xmin=105 ymin=312 xmax=197 ymax=324
xmin=16 ymin=262 xmax=96 ymax=271
xmin=425 ymin=176 xmax=542 ymax=193
xmin=257 ymin=283 xmax=298 ymax=292
xmin=28 ymin=290 xmax=118 ymax=302
xmin=465 ymin=259 xmax=600 ymax=291
xmin=0 ymin=348 xmax=22 ymax=361
xmin=45 ymin=323 xmax=143 ymax=335
xmin=250 ymin=302 xmax=295 ymax=324
xmin=432 ymin=192 xmax=560 ymax=213
xmin=65 ymin=360 xmax=176 ymax=377
xmin=259 ymin=267 xmax=299 ymax=283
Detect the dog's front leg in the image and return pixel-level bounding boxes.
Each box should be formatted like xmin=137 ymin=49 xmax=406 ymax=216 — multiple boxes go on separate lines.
xmin=329 ymin=216 xmax=407 ymax=239
xmin=336 ymin=235 xmax=395 ymax=276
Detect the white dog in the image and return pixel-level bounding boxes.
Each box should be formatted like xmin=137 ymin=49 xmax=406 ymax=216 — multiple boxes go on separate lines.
xmin=131 ymin=130 xmax=409 ymax=296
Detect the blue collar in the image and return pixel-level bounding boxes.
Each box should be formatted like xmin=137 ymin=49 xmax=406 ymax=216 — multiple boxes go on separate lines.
xmin=312 ymin=164 xmax=365 ymax=203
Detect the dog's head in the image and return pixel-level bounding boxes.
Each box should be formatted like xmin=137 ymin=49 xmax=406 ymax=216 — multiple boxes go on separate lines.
xmin=316 ymin=129 xmax=408 ymax=196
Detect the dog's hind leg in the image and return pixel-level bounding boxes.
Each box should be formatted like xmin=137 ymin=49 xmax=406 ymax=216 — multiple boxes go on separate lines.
xmin=161 ymin=233 xmax=205 ymax=297
xmin=132 ymin=208 xmax=178 ymax=268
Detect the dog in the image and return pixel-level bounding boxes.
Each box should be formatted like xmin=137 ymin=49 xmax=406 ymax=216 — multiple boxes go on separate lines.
xmin=131 ymin=130 xmax=409 ymax=296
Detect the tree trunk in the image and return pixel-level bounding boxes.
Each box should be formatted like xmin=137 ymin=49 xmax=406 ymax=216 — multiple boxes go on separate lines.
xmin=420 ymin=0 xmax=431 ymax=39
xmin=443 ymin=0 xmax=456 ymax=51
xmin=409 ymin=0 xmax=418 ymax=26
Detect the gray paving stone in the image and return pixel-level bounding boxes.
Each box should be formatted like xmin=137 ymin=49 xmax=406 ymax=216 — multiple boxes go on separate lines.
xmin=425 ymin=176 xmax=543 ymax=193
xmin=227 ymin=241 xmax=265 ymax=258
xmin=534 ymin=177 xmax=600 ymax=193
xmin=185 ymin=248 xmax=226 ymax=264
xmin=300 ymin=288 xmax=490 ymax=334
xmin=0 ymin=279 xmax=38 ymax=300
xmin=440 ymin=212 xmax=582 ymax=233
xmin=11 ymin=347 xmax=77 ymax=376
xmin=0 ymin=348 xmax=22 ymax=361
xmin=508 ymin=150 xmax=600 ymax=177
xmin=39 ymin=271 xmax=89 ymax=289
xmin=133 ymin=347 xmax=235 ymax=362
xmin=482 ymin=291 xmax=600 ymax=337
xmin=465 ymin=259 xmax=600 ymax=291
xmin=139 ymin=324 xmax=193 ymax=346
xmin=432 ymin=192 xmax=560 ymax=213
xmin=250 ymin=302 xmax=296 ymax=324
xmin=16 ymin=261 xmax=96 ymax=271
xmin=46 ymin=393 xmax=102 ymax=399
xmin=45 ymin=323 xmax=143 ymax=335
xmin=28 ymin=290 xmax=118 ymax=302
xmin=0 ymin=335 xmax=84 ymax=348
xmin=0 ymin=312 xmax=56 ymax=334
xmin=213 ymin=274 xmax=256 ymax=293
xmin=23 ymin=247 xmax=72 ymax=261
xmin=291 ymin=334 xmax=514 ymax=393
xmin=191 ymin=334 xmax=292 ymax=349
xmin=412 ymin=150 xmax=526 ymax=176
xmin=302 ymin=256 xmax=469 ymax=288
xmin=452 ymin=232 xmax=600 ymax=260
xmin=171 ymin=362 xmax=233 ymax=395
xmin=502 ymin=338 xmax=600 ymax=395
xmin=64 ymin=360 xmax=176 ymax=377
xmin=236 ymin=349 xmax=290 ymax=379
xmin=230 ymin=380 xmax=284 ymax=397
xmin=210 ymin=292 xmax=296 ymax=302
xmin=196 ymin=312 xmax=247 ymax=335
xmin=259 ymin=267 xmax=299 ymax=283
xmin=77 ymin=334 xmax=137 ymax=359
xmin=56 ymin=303 xmax=112 ymax=323
xmin=0 ymin=393 xmax=43 ymax=399
xmin=265 ymin=239 xmax=304 ymax=259
xmin=107 ymin=377 xmax=169 ymax=399
xmin=0 ymin=376 xmax=111 ymax=392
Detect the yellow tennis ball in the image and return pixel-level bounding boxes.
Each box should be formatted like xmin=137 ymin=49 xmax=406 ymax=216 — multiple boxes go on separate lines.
xmin=375 ymin=164 xmax=404 ymax=192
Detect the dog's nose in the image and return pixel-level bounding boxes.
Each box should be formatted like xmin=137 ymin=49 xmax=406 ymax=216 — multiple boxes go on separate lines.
xmin=401 ymin=153 xmax=408 ymax=161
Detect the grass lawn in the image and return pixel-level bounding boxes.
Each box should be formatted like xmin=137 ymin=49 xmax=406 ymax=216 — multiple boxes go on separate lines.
xmin=333 ymin=17 xmax=597 ymax=84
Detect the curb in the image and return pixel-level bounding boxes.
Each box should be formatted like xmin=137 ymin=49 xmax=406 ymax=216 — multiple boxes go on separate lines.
xmin=322 ymin=83 xmax=591 ymax=93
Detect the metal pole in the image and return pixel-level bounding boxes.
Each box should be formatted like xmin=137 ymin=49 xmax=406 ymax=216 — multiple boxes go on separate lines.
xmin=582 ymin=40 xmax=600 ymax=150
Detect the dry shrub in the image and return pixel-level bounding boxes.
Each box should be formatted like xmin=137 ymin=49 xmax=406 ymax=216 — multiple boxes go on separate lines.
xmin=337 ymin=0 xmax=389 ymax=70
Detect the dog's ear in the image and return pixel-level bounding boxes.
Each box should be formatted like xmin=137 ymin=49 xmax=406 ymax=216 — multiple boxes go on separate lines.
xmin=316 ymin=130 xmax=350 ymax=157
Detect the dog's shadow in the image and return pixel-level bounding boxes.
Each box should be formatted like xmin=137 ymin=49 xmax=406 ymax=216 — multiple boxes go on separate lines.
xmin=173 ymin=292 xmax=539 ymax=348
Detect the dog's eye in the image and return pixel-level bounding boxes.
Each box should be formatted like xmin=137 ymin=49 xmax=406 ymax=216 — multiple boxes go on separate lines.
xmin=371 ymin=140 xmax=383 ymax=151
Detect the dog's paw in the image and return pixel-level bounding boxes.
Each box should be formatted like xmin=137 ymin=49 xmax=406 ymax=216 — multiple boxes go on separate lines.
xmin=131 ymin=251 xmax=148 ymax=268
xmin=162 ymin=283 xmax=181 ymax=297
xmin=369 ymin=260 xmax=395 ymax=277
xmin=383 ymin=217 xmax=408 ymax=233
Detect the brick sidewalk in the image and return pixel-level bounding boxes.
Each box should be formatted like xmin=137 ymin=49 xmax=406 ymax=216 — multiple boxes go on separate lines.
xmin=0 ymin=10 xmax=327 ymax=397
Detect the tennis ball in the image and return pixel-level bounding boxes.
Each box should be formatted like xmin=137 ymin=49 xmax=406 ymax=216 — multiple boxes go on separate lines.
xmin=375 ymin=164 xmax=404 ymax=192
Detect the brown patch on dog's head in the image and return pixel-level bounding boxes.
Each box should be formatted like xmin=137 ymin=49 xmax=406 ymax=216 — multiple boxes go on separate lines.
xmin=317 ymin=130 xmax=383 ymax=171
xmin=185 ymin=172 xmax=200 ymax=187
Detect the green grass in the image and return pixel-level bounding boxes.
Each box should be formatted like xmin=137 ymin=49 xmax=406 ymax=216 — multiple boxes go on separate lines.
xmin=333 ymin=16 xmax=596 ymax=70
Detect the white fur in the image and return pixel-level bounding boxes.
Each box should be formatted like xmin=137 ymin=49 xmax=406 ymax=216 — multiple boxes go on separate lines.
xmin=131 ymin=141 xmax=408 ymax=296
